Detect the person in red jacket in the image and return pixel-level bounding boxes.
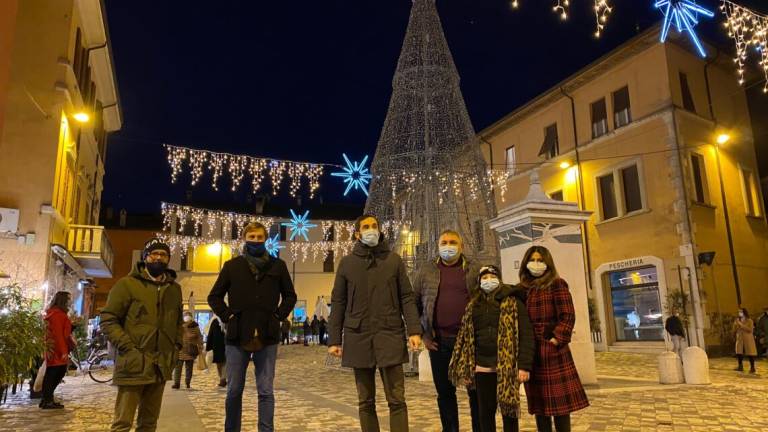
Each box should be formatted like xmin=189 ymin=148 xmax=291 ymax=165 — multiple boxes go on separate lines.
xmin=41 ymin=291 xmax=74 ymax=409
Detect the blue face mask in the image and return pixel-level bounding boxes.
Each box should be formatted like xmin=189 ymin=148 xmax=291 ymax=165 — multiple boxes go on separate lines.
xmin=439 ymin=245 xmax=459 ymax=261
xmin=360 ymin=230 xmax=379 ymax=247
xmin=480 ymin=278 xmax=500 ymax=293
xmin=244 ymin=241 xmax=267 ymax=257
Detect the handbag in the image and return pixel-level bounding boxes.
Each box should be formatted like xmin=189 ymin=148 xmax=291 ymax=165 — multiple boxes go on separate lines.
xmin=33 ymin=361 xmax=47 ymax=393
xmin=196 ymin=349 xmax=208 ymax=371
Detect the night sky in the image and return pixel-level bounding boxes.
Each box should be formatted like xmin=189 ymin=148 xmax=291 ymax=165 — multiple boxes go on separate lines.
xmin=101 ymin=0 xmax=767 ymax=216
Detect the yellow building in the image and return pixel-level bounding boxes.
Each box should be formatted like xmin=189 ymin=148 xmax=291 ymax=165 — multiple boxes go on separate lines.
xmin=480 ymin=27 xmax=768 ymax=353
xmin=0 ymin=0 xmax=121 ymax=314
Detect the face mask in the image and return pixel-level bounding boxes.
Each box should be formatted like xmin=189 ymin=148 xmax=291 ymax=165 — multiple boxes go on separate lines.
xmin=146 ymin=261 xmax=168 ymax=277
xmin=480 ymin=278 xmax=500 ymax=293
xmin=244 ymin=241 xmax=267 ymax=257
xmin=738 ymin=312 xmax=745 ymax=318
xmin=360 ymin=230 xmax=379 ymax=247
xmin=439 ymin=245 xmax=459 ymax=261
xmin=527 ymin=261 xmax=548 ymax=277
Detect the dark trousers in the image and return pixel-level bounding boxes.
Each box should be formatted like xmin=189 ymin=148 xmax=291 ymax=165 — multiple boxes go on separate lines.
xmin=41 ymin=364 xmax=67 ymax=403
xmin=475 ymin=372 xmax=518 ymax=432
xmin=737 ymin=354 xmax=756 ymax=371
xmin=535 ymin=415 xmax=570 ymax=432
xmin=173 ymin=359 xmax=194 ymax=387
xmin=429 ymin=336 xmax=480 ymax=432
xmin=354 ymin=365 xmax=408 ymax=432
xmin=281 ymin=332 xmax=290 ymax=345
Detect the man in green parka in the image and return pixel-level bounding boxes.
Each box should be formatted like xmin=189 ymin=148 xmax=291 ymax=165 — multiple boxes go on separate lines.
xmin=101 ymin=238 xmax=183 ymax=432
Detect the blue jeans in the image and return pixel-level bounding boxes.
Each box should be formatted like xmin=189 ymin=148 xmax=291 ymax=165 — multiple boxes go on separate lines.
xmin=225 ymin=344 xmax=278 ymax=432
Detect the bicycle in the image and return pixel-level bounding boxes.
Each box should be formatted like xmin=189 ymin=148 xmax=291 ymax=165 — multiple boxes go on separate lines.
xmin=85 ymin=338 xmax=114 ymax=384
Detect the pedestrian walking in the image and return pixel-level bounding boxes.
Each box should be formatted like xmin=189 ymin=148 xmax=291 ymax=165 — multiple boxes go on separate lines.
xmin=173 ymin=311 xmax=203 ymax=389
xmin=206 ymin=316 xmax=228 ymax=387
xmin=319 ymin=317 xmax=327 ymax=345
xmin=448 ymin=265 xmax=535 ymax=432
xmin=664 ymin=309 xmax=686 ymax=360
xmin=311 ymin=315 xmax=320 ymax=345
xmin=328 ymin=214 xmax=422 ymax=432
xmin=101 ymin=238 xmax=183 ymax=432
xmin=208 ymin=222 xmax=297 ymax=432
xmin=303 ymin=317 xmax=311 ymax=346
xmin=734 ymin=307 xmax=757 ymax=374
xmin=412 ymin=229 xmax=481 ymax=432
xmin=519 ymin=246 xmax=589 ymax=432
xmin=756 ymin=307 xmax=768 ymax=357
xmin=281 ymin=318 xmax=292 ymax=345
xmin=39 ymin=291 xmax=74 ymax=409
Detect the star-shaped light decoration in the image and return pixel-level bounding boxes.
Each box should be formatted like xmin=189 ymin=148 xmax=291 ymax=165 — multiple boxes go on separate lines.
xmin=655 ymin=0 xmax=714 ymax=58
xmin=281 ymin=209 xmax=317 ymax=241
xmin=331 ymin=154 xmax=373 ymax=197
xmin=264 ymin=233 xmax=285 ymax=258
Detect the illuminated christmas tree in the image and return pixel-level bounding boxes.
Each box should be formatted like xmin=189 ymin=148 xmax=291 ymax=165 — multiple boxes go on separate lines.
xmin=365 ymin=0 xmax=499 ymax=268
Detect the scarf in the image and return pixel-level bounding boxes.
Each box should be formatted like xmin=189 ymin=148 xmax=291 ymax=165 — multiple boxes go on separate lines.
xmin=448 ymin=293 xmax=521 ymax=417
xmin=244 ymin=253 xmax=270 ymax=276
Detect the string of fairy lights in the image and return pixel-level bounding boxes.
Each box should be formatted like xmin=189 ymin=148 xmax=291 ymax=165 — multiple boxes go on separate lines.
xmin=159 ymin=202 xmax=411 ymax=263
xmin=509 ymin=1 xmax=767 ymax=91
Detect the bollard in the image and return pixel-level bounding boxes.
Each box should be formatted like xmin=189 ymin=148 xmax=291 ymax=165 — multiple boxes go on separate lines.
xmin=681 ymin=346 xmax=711 ymax=385
xmin=657 ymin=351 xmax=684 ymax=384
xmin=418 ymin=349 xmax=433 ymax=383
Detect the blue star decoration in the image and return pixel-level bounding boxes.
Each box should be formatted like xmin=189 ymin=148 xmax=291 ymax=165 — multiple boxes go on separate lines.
xmin=281 ymin=209 xmax=317 ymax=241
xmin=265 ymin=233 xmax=285 ymax=258
xmin=655 ymin=0 xmax=714 ymax=58
xmin=331 ymin=154 xmax=373 ymax=197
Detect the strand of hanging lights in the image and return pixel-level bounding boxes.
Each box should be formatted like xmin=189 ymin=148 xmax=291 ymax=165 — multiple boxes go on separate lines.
xmin=720 ymin=0 xmax=768 ymax=92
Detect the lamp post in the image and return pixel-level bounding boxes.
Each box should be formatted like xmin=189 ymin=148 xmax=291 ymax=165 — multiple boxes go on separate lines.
xmin=713 ymin=133 xmax=741 ymax=305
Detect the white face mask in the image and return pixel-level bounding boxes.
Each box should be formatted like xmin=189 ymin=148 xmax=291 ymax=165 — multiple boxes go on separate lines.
xmin=738 ymin=312 xmax=745 ymax=319
xmin=439 ymin=245 xmax=459 ymax=261
xmin=480 ymin=278 xmax=500 ymax=293
xmin=360 ymin=230 xmax=379 ymax=247
xmin=184 ymin=316 xmax=192 ymax=323
xmin=527 ymin=261 xmax=548 ymax=277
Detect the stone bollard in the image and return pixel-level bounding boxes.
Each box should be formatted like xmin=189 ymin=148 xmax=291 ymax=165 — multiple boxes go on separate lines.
xmin=657 ymin=351 xmax=684 ymax=384
xmin=682 ymin=346 xmax=711 ymax=385
xmin=418 ymin=349 xmax=433 ymax=383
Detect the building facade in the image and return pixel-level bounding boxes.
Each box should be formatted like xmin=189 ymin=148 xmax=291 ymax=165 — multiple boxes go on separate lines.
xmin=0 ymin=0 xmax=121 ymax=314
xmin=480 ymin=28 xmax=768 ymax=353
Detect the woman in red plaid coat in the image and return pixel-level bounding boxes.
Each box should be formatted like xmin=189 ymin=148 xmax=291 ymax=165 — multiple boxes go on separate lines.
xmin=519 ymin=246 xmax=588 ymax=432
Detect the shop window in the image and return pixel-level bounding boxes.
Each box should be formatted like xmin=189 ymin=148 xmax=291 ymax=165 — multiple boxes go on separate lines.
xmin=505 ymin=145 xmax=517 ymax=175
xmin=591 ymin=98 xmax=608 ymax=138
xmin=538 ymin=124 xmax=559 ymax=160
xmin=613 ymin=86 xmax=631 ymax=128
xmin=679 ymin=72 xmax=696 ymax=113
xmin=607 ymin=266 xmax=664 ymax=341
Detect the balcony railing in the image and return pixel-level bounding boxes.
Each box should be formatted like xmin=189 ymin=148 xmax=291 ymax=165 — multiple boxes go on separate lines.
xmin=66 ymin=225 xmax=114 ymax=278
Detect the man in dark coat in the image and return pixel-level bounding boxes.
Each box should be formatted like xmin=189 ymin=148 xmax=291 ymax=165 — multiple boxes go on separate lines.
xmin=413 ymin=230 xmax=481 ymax=432
xmin=208 ymin=222 xmax=297 ymax=432
xmin=328 ymin=214 xmax=422 ymax=432
xmin=280 ymin=318 xmax=291 ymax=345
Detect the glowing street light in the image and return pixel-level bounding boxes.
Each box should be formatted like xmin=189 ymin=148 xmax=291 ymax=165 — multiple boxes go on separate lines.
xmin=73 ymin=112 xmax=90 ymax=123
xmin=716 ymin=133 xmax=731 ymax=146
xmin=559 ymin=161 xmax=572 ymax=170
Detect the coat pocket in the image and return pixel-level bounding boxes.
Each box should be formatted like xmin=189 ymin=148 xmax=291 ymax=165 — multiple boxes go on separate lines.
xmin=226 ymin=315 xmax=240 ymax=343
xmin=344 ymin=317 xmax=362 ymax=331
xmin=117 ymin=349 xmax=144 ymax=375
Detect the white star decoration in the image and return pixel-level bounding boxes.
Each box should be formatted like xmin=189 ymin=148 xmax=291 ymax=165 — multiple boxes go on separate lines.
xmin=282 ymin=209 xmax=317 ymax=241
xmin=265 ymin=233 xmax=284 ymax=257
xmin=331 ymin=154 xmax=373 ymax=197
xmin=655 ymin=0 xmax=714 ymax=58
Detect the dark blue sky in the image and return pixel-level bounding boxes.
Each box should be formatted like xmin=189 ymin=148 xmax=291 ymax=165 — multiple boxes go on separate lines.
xmin=101 ymin=0 xmax=766 ymax=215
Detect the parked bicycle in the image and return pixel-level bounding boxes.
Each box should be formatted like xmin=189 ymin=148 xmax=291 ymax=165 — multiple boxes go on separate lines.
xmin=67 ymin=335 xmax=114 ymax=383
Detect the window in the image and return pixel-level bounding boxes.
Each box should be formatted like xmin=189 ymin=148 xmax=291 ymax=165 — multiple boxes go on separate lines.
xmin=591 ymin=98 xmax=608 ymax=138
xmin=538 ymin=124 xmax=559 ymax=159
xmin=598 ymin=174 xmax=618 ymax=220
xmin=549 ymin=190 xmax=564 ymax=201
xmin=613 ymin=86 xmax=631 ymax=128
xmin=608 ymin=266 xmax=664 ymax=341
xmin=679 ymin=72 xmax=696 ymax=113
xmin=741 ymin=167 xmax=762 ymax=217
xmin=690 ymin=153 xmax=709 ymax=204
xmin=180 ymin=251 xmax=190 ymax=271
xmin=279 ymin=225 xmax=288 ymax=241
xmin=505 ymin=145 xmax=517 ymax=174
xmin=621 ymin=165 xmax=643 ymax=213
xmin=323 ymin=251 xmax=335 ymax=273
xmin=596 ymin=162 xmax=645 ymax=220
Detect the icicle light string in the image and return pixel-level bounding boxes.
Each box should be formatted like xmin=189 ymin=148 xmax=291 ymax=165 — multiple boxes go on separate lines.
xmin=720 ymin=0 xmax=768 ymax=92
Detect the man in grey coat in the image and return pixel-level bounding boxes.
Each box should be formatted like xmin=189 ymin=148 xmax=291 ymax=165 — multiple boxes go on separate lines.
xmin=328 ymin=214 xmax=422 ymax=432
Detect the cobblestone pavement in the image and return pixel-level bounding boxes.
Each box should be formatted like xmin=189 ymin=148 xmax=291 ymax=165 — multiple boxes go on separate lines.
xmin=1 ymin=347 xmax=767 ymax=431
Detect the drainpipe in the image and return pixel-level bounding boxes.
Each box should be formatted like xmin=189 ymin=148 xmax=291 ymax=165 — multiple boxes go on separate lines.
xmin=560 ymin=87 xmax=595 ymax=293
xmin=703 ymin=49 xmax=741 ymax=304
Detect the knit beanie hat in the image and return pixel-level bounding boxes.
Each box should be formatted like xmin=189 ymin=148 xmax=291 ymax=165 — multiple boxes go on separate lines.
xmin=142 ymin=238 xmax=171 ymax=260
xmin=478 ymin=264 xmax=501 ymax=281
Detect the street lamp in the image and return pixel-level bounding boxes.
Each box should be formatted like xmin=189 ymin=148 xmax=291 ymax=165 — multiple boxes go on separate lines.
xmin=72 ymin=111 xmax=90 ymax=123
xmin=713 ymin=131 xmax=741 ymax=304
